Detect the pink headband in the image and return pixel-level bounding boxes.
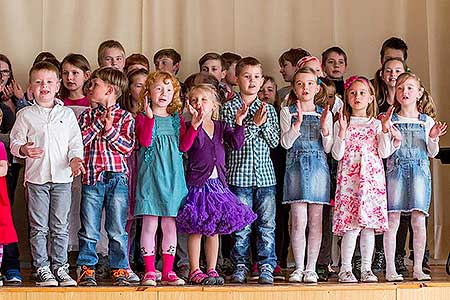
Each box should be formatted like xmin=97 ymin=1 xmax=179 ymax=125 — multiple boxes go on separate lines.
xmin=344 ymin=75 xmax=370 ymax=90
xmin=296 ymin=56 xmax=322 ymax=71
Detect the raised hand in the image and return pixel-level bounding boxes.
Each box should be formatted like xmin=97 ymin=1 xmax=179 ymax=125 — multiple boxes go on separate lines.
xmin=320 ymin=105 xmax=330 ymax=136
xmin=190 ymin=103 xmax=204 ymax=130
xmin=380 ymin=106 xmax=395 ymax=133
xmin=235 ymin=102 xmax=249 ymax=126
xmin=254 ymin=102 xmax=268 ymax=127
xmin=103 ymin=106 xmax=114 ymax=131
xmin=19 ymin=142 xmax=44 ymax=159
xmin=70 ymin=157 xmax=86 ymax=177
xmin=12 ymin=80 xmax=24 ymax=99
xmin=293 ymin=100 xmax=303 ymax=130
xmin=337 ymin=107 xmax=348 ymax=139
xmin=429 ymin=121 xmax=448 ymax=139
xmin=2 ymin=83 xmax=13 ymax=101
xmin=144 ymin=96 xmax=153 ymax=119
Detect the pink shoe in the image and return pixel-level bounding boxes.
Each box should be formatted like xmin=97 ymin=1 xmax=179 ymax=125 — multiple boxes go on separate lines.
xmin=161 ymin=271 xmax=185 ymax=286
xmin=142 ymin=272 xmax=157 ymax=286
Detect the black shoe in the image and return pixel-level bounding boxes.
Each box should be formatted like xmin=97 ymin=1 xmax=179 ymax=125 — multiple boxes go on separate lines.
xmin=395 ymin=255 xmax=410 ymax=277
xmin=372 ymin=250 xmax=385 ymax=274
xmin=422 ymin=260 xmax=431 ymax=275
xmin=316 ymin=264 xmax=329 ymax=282
xmin=77 ymin=265 xmax=97 ymax=286
xmin=352 ymin=256 xmax=361 ymax=280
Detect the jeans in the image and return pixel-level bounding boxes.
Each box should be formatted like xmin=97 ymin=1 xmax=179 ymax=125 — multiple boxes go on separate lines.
xmin=230 ymin=185 xmax=277 ymax=269
xmin=77 ymin=172 xmax=129 ymax=269
xmin=27 ymin=182 xmax=72 ymax=269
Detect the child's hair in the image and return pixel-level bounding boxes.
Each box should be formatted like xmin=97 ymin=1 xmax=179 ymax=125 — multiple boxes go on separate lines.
xmin=125 ymin=53 xmax=150 ymax=73
xmin=120 ymin=68 xmax=149 ymax=112
xmin=296 ymin=56 xmax=323 ymax=72
xmin=343 ymin=76 xmax=378 ymax=119
xmin=198 ymin=53 xmax=224 ymax=70
xmin=188 ymin=83 xmax=221 ymax=120
xmin=60 ymin=53 xmax=91 ymax=99
xmin=380 ymin=37 xmax=408 ymax=61
xmin=221 ymin=52 xmax=242 ymax=71
xmin=235 ymin=57 xmax=262 ymax=77
xmin=0 ymin=54 xmax=14 ymax=80
xmin=33 ymin=52 xmax=60 ymax=72
xmin=321 ymin=46 xmax=348 ymax=66
xmin=278 ymin=48 xmax=311 ymax=66
xmin=90 ymin=67 xmax=128 ymax=100
xmin=373 ymin=57 xmax=408 ymax=110
xmin=261 ymin=75 xmax=281 ymax=113
xmin=394 ymin=72 xmax=436 ymax=119
xmin=153 ymin=48 xmax=181 ymax=65
xmin=97 ymin=40 xmax=125 ymax=65
xmin=137 ymin=71 xmax=182 ymax=115
xmin=286 ymin=67 xmax=328 ymax=108
xmin=29 ymin=61 xmax=60 ymax=80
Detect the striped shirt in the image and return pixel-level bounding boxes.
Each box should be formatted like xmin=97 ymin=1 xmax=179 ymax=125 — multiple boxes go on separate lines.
xmin=78 ymin=103 xmax=135 ymax=185
xmin=220 ymin=94 xmax=279 ymax=187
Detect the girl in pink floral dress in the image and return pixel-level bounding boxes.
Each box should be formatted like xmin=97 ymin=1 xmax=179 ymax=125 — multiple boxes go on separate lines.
xmin=331 ymin=76 xmax=398 ymax=283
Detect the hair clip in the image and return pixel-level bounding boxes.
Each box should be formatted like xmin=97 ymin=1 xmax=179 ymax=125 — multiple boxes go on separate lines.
xmin=317 ymin=78 xmax=323 ymax=85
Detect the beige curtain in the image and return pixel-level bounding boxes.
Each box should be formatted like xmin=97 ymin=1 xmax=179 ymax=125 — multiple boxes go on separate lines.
xmin=1 ymin=0 xmax=449 ymax=260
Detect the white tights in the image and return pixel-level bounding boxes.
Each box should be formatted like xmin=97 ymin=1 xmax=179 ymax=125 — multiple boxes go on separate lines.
xmin=340 ymin=228 xmax=375 ymax=273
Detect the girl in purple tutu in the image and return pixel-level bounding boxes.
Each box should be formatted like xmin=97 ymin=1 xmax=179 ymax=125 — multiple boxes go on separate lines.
xmin=176 ymin=84 xmax=257 ymax=285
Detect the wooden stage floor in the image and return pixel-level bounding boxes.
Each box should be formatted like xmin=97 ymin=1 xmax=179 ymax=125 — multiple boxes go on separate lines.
xmin=1 ymin=265 xmax=449 ymax=300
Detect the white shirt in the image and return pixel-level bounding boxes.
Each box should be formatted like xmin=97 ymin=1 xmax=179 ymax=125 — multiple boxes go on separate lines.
xmin=10 ymin=100 xmax=84 ymax=184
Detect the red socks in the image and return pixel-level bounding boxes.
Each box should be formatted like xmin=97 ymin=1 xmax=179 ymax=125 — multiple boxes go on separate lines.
xmin=143 ymin=255 xmax=155 ymax=274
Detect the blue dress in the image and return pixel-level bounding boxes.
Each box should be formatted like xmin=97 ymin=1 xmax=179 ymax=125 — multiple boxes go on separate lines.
xmin=134 ymin=114 xmax=188 ymax=217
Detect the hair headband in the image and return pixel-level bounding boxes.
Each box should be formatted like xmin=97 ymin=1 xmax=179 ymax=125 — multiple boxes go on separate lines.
xmin=344 ymin=75 xmax=370 ymax=90
xmin=296 ymin=56 xmax=322 ymax=71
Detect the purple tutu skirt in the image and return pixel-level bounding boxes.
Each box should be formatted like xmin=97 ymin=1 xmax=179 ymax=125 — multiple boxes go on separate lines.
xmin=176 ymin=178 xmax=257 ymax=236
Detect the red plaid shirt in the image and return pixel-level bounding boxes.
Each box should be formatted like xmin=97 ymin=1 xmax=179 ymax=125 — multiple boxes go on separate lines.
xmin=78 ymin=103 xmax=135 ymax=185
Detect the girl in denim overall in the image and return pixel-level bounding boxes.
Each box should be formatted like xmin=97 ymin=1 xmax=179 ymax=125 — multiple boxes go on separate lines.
xmin=383 ymin=72 xmax=447 ymax=282
xmin=280 ymin=66 xmax=333 ymax=283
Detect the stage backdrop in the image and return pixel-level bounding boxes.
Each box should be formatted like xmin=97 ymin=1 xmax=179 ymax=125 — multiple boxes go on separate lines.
xmin=0 ymin=0 xmax=449 ymax=261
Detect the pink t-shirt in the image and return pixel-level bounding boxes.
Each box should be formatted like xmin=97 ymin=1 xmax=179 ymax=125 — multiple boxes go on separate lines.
xmin=63 ymin=96 xmax=90 ymax=107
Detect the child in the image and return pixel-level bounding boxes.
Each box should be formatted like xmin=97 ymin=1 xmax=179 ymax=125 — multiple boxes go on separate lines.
xmin=221 ymin=52 xmax=242 ymax=88
xmin=153 ymin=49 xmax=181 ymax=75
xmin=384 ymin=72 xmax=447 ymax=282
xmin=278 ymin=48 xmax=311 ymax=102
xmin=321 ymin=47 xmax=348 ymax=97
xmin=125 ymin=53 xmax=150 ymax=74
xmin=374 ymin=58 xmax=407 ymax=114
xmin=10 ymin=61 xmax=84 ymax=287
xmin=296 ymin=56 xmax=325 ymax=77
xmin=331 ymin=76 xmax=397 ymax=283
xmin=134 ymin=71 xmax=201 ymax=286
xmin=176 ymin=84 xmax=256 ymax=285
xmin=280 ymin=67 xmax=333 ymax=283
xmin=61 ymin=53 xmax=91 ymax=111
xmin=97 ymin=40 xmax=126 ymax=71
xmin=199 ymin=53 xmax=234 ymax=102
xmin=221 ymin=57 xmax=280 ymax=284
xmin=258 ymin=76 xmax=281 ymax=112
xmin=76 ymin=67 xmax=135 ymax=286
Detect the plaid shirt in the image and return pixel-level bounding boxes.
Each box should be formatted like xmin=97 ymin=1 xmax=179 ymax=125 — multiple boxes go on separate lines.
xmin=78 ymin=103 xmax=135 ymax=185
xmin=220 ymin=94 xmax=279 ymax=187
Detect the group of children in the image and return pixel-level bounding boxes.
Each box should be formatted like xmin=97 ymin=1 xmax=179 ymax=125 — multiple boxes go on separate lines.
xmin=0 ymin=36 xmax=446 ymax=287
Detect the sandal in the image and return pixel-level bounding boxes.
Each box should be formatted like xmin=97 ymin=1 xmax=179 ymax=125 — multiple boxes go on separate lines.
xmin=188 ymin=269 xmax=215 ymax=285
xmin=207 ymin=269 xmax=225 ymax=285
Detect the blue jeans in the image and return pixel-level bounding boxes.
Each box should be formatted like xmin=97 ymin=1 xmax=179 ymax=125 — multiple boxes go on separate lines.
xmin=77 ymin=172 xmax=129 ymax=269
xmin=229 ymin=185 xmax=277 ymax=269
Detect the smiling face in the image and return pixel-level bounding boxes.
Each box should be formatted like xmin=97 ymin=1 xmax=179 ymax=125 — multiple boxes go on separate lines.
xmin=382 ymin=60 xmax=405 ymax=88
xmin=237 ymin=65 xmax=264 ymax=97
xmin=293 ymin=72 xmax=320 ymax=102
xmin=149 ymin=78 xmax=174 ymax=110
xmin=30 ymin=69 xmax=60 ymax=107
xmin=346 ymin=80 xmax=374 ymax=116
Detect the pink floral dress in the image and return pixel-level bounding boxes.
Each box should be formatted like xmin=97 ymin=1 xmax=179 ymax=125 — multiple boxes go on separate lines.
xmin=333 ymin=119 xmax=388 ymax=235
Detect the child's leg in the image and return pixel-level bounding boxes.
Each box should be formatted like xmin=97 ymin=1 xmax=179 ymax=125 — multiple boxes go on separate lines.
xmin=359 ymin=228 xmax=375 ymax=272
xmin=161 ymin=217 xmax=178 ymax=277
xmin=305 ymin=204 xmax=323 ymax=272
xmin=188 ymin=234 xmax=202 ymax=271
xmin=384 ymin=212 xmax=401 ymax=276
xmin=411 ymin=211 xmax=427 ymax=275
xmin=340 ymin=229 xmax=361 ymax=273
xmin=290 ymin=202 xmax=308 ymax=271
xmin=205 ymin=235 xmax=219 ymax=271
xmin=141 ymin=215 xmax=159 ymax=273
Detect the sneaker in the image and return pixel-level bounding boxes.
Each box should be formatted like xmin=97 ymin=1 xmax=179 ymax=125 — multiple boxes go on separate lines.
xmin=413 ymin=271 xmax=431 ymax=281
xmin=36 ymin=265 xmax=58 ymax=287
xmin=338 ymin=270 xmax=358 ymax=283
xmin=303 ymin=270 xmax=319 ymax=284
xmin=96 ymin=254 xmax=110 ymax=279
xmin=4 ymin=269 xmax=22 ymax=285
xmin=77 ymin=265 xmax=97 ymax=286
xmin=249 ymin=262 xmax=259 ymax=280
xmin=189 ymin=269 xmax=215 ymax=285
xmin=176 ymin=264 xmax=190 ymax=282
xmin=316 ymin=264 xmax=329 ymax=282
xmin=385 ymin=272 xmax=404 ymax=282
xmin=273 ymin=264 xmax=285 ymax=281
xmin=395 ymin=255 xmax=409 ymax=277
xmin=360 ymin=270 xmax=378 ymax=283
xmin=141 ymin=272 xmax=157 ymax=286
xmin=288 ymin=268 xmax=303 ymax=283
xmin=156 ymin=269 xmax=162 ymax=282
xmin=161 ymin=271 xmax=185 ymax=286
xmin=111 ymin=269 xmax=130 ymax=286
xmin=230 ymin=265 xmax=248 ymax=284
xmin=207 ymin=269 xmax=225 ymax=285
xmin=54 ymin=264 xmax=77 ymax=286
xmin=127 ymin=269 xmax=140 ymax=284
xmin=372 ymin=250 xmax=385 ymax=274
xmin=258 ymin=264 xmax=274 ymax=284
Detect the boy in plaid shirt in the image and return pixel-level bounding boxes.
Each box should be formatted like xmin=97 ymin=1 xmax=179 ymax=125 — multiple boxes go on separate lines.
xmin=76 ymin=67 xmax=135 ymax=286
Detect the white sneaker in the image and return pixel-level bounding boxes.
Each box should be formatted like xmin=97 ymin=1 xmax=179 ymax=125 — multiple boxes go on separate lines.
xmin=54 ymin=264 xmax=77 ymax=287
xmin=126 ymin=269 xmax=140 ymax=284
xmin=385 ymin=272 xmax=404 ymax=282
xmin=413 ymin=271 xmax=431 ymax=281
xmin=360 ymin=270 xmax=378 ymax=283
xmin=338 ymin=270 xmax=357 ymax=283
xmin=303 ymin=270 xmax=319 ymax=283
xmin=36 ymin=266 xmax=58 ymax=287
xmin=288 ymin=269 xmax=303 ymax=283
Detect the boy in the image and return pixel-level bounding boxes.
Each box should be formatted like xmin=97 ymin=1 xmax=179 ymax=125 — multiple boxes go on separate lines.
xmin=10 ymin=61 xmax=84 ymax=287
xmin=153 ymin=48 xmax=181 ymax=75
xmin=221 ymin=57 xmax=280 ymax=284
xmin=278 ymin=48 xmax=310 ymax=102
xmin=76 ymin=67 xmax=135 ymax=286
xmin=199 ymin=52 xmax=234 ymax=102
xmin=221 ymin=52 xmax=242 ymax=88
xmin=321 ymin=46 xmax=348 ymax=98
xmin=97 ymin=40 xmax=126 ymax=71
xmin=379 ymin=37 xmax=407 ymax=65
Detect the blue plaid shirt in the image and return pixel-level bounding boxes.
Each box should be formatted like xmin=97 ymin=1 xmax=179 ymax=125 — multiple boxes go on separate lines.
xmin=220 ymin=94 xmax=279 ymax=187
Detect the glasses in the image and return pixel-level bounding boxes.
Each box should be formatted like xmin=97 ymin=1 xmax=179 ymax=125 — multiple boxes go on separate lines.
xmin=0 ymin=69 xmax=11 ymax=77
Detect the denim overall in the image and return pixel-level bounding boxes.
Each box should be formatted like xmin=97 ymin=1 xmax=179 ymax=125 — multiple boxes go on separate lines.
xmin=283 ymin=105 xmax=330 ymax=204
xmin=386 ymin=113 xmax=431 ymax=215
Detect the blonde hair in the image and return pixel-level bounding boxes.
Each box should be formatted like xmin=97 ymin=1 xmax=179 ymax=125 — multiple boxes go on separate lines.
xmin=137 ymin=71 xmax=182 ymax=115
xmin=188 ymin=83 xmax=221 ymax=120
xmin=287 ymin=67 xmax=328 ymax=108
xmin=394 ymin=72 xmax=436 ymax=119
xmin=343 ymin=76 xmax=378 ymax=120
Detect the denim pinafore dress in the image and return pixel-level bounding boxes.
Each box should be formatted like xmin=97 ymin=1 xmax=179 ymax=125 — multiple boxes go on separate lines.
xmin=282 ymin=105 xmax=330 ymax=204
xmin=386 ymin=113 xmax=431 ymax=215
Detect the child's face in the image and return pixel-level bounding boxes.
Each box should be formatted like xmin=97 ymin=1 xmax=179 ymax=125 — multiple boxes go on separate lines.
xmin=155 ymin=56 xmax=179 ymax=75
xmin=279 ymin=60 xmax=296 ymax=82
xmin=347 ymin=81 xmax=373 ymax=114
xmin=258 ymin=80 xmax=276 ymax=105
xmin=323 ymin=52 xmax=346 ymax=79
xmin=100 ymin=48 xmax=125 ymax=71
xmin=149 ymin=78 xmax=174 ymax=110
xmin=200 ymin=59 xmax=226 ymax=82
xmin=325 ymin=86 xmax=336 ymax=107
xmin=62 ymin=62 xmax=89 ymax=94
xmin=237 ymin=65 xmax=264 ymax=97
xmin=0 ymin=61 xmax=11 ymax=87
xmin=225 ymin=62 xmax=238 ymax=86
xmin=395 ymin=78 xmax=423 ymax=108
xmin=293 ymin=72 xmax=320 ymax=102
xmin=303 ymin=60 xmax=324 ymax=77
xmin=130 ymin=74 xmax=147 ymax=104
xmin=88 ymin=78 xmax=112 ymax=106
xmin=381 ymin=48 xmax=405 ymax=65
xmin=29 ymin=69 xmax=60 ymax=106
xmin=382 ymin=60 xmax=405 ymax=88
xmin=189 ymin=89 xmax=217 ymax=118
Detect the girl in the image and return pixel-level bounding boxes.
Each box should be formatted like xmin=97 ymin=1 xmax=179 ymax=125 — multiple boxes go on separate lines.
xmin=374 ymin=57 xmax=407 ymax=113
xmin=134 ymin=71 xmax=202 ymax=286
xmin=296 ymin=56 xmax=325 ymax=77
xmin=176 ymin=84 xmax=256 ymax=285
xmin=384 ymin=73 xmax=447 ymax=282
xmin=61 ymin=54 xmax=91 ymax=110
xmin=258 ymin=76 xmax=281 ymax=112
xmin=280 ymin=67 xmax=333 ymax=283
xmin=332 ymin=76 xmax=397 ymax=283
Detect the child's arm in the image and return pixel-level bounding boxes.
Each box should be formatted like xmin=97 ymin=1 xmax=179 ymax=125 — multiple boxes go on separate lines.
xmin=280 ymin=106 xmax=301 ymax=149
xmin=103 ymin=112 xmax=135 ymax=156
xmin=179 ymin=115 xmax=200 ymax=152
xmin=78 ymin=109 xmax=104 ymax=146
xmin=378 ymin=108 xmax=399 ymax=158
xmin=221 ymin=102 xmax=260 ymax=141
xmin=9 ymin=111 xmax=42 ymax=159
xmin=135 ymin=113 xmax=155 ymax=147
xmin=0 ymin=142 xmax=8 ymax=177
xmin=67 ymin=111 xmax=85 ymax=176
xmin=259 ymin=104 xmax=280 ymax=148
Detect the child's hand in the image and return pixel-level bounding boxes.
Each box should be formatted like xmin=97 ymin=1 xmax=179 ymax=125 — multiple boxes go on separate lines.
xmin=144 ymin=96 xmax=153 ymax=119
xmin=380 ymin=106 xmax=395 ymax=133
xmin=320 ymin=105 xmax=330 ymax=136
xmin=12 ymin=80 xmax=24 ymax=99
xmin=103 ymin=106 xmax=114 ymax=131
xmin=19 ymin=142 xmax=44 ymax=159
xmin=254 ymin=102 xmax=267 ymax=127
xmin=293 ymin=100 xmax=303 ymax=130
xmin=337 ymin=107 xmax=347 ymax=139
xmin=429 ymin=121 xmax=448 ymax=139
xmin=235 ymin=102 xmax=249 ymax=126
xmin=70 ymin=157 xmax=86 ymax=177
xmin=190 ymin=106 xmax=204 ymax=130
xmin=391 ymin=125 xmax=402 ymax=148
